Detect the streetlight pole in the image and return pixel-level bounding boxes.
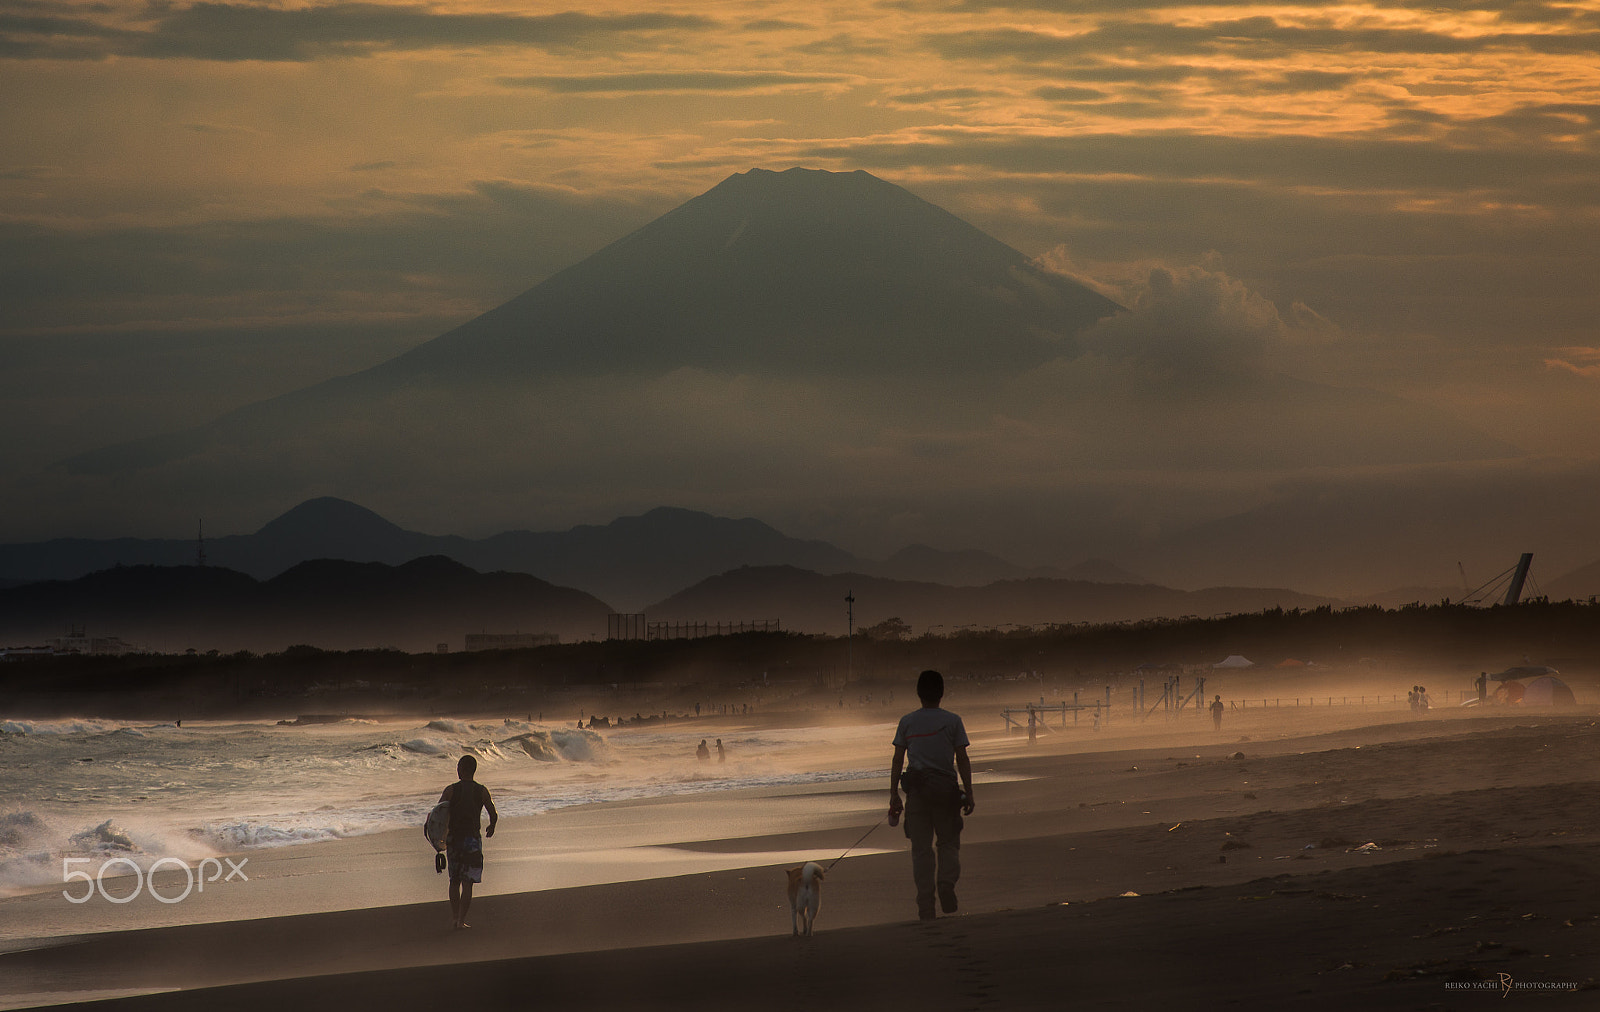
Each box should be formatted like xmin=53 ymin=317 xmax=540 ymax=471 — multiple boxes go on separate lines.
xmin=845 ymin=590 xmax=855 ymax=688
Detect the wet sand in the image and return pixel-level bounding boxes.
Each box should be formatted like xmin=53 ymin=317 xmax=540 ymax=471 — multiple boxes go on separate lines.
xmin=5 ymin=706 xmax=1599 ymax=1010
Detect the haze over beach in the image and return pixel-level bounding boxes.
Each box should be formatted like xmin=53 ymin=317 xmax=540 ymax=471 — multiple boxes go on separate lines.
xmin=4 ymin=0 xmax=1600 ymax=1009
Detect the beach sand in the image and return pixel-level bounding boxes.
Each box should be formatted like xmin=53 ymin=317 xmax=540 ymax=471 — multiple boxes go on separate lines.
xmin=5 ymin=706 xmax=1599 ymax=1010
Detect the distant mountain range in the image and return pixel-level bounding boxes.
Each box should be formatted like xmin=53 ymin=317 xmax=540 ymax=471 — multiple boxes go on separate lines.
xmin=6 ymin=496 xmax=1597 ymax=652
xmin=0 ymin=557 xmax=611 ymax=654
xmin=9 ymin=166 xmax=1539 ymax=603
xmin=646 ymin=565 xmax=1336 ymax=636
xmin=0 ymin=557 xmax=1327 ymax=653
xmin=0 ymin=497 xmax=1144 ymax=612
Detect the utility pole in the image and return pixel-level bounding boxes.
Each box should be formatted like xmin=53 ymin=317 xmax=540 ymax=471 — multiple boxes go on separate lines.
xmin=844 ymin=590 xmax=855 ymax=688
xmin=196 ymin=520 xmax=207 ymax=567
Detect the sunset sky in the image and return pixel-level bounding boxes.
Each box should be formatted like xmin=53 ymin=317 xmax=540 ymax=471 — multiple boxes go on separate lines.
xmin=1 ymin=0 xmax=1597 ymax=590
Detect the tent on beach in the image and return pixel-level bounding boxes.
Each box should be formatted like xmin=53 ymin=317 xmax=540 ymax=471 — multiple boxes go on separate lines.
xmin=1521 ymin=675 xmax=1577 ymax=706
xmin=1489 ymin=665 xmax=1558 ymax=682
xmin=1494 ymin=680 xmax=1526 ymax=704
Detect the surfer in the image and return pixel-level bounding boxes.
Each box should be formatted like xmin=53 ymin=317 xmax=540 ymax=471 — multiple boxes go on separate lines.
xmin=439 ymin=754 xmax=497 ymax=930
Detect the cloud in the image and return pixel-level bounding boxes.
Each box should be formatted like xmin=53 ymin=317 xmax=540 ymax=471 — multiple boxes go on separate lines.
xmin=745 ymin=18 xmax=809 ymax=32
xmin=796 ymin=126 xmax=1600 ymax=197
xmin=950 ymin=0 xmax=1592 ymax=23
xmin=886 ymin=87 xmax=996 ymax=105
xmin=1033 ymin=85 xmax=1108 ymax=102
xmin=924 ymin=21 xmax=1600 ymax=65
xmin=793 ymin=33 xmax=891 ymax=57
xmin=1077 ymin=264 xmax=1293 ymax=374
xmin=497 ymin=71 xmax=848 ymax=94
xmin=0 ymin=0 xmax=135 ymax=58
xmin=0 ymin=2 xmax=716 ymax=62
xmin=1255 ymin=70 xmax=1361 ymax=93
xmin=1544 ymin=348 xmax=1600 ymax=379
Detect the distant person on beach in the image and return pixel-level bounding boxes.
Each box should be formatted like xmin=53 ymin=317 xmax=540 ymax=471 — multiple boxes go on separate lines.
xmin=1408 ymin=686 xmax=1419 ymax=712
xmin=1418 ymin=686 xmax=1432 ymax=711
xmin=697 ymin=739 xmax=711 ymax=761
xmin=439 ymin=755 xmax=496 ymax=930
xmin=889 ymin=669 xmax=976 ymax=921
xmin=716 ymin=738 xmax=726 ymax=763
xmin=1210 ymin=695 xmax=1224 ymax=730
xmin=1476 ymin=672 xmax=1488 ymax=703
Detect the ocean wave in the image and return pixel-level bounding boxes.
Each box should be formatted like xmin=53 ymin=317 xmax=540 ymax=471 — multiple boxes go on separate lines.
xmin=502 ymin=733 xmax=559 ymax=762
xmin=202 ymin=820 xmax=368 ymax=849
xmin=400 ymin=737 xmax=454 ymax=756
xmin=0 ymin=812 xmax=221 ymax=898
xmin=69 ymin=819 xmax=140 ymax=853
xmin=548 ymin=727 xmax=605 ymax=762
xmin=0 ymin=810 xmax=51 ymax=850
xmin=0 ymin=718 xmax=135 ymax=736
xmin=424 ymin=718 xmax=476 ymax=735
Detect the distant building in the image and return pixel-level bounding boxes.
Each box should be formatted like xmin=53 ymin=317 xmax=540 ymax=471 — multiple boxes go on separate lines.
xmin=464 ymin=632 xmax=559 ymax=652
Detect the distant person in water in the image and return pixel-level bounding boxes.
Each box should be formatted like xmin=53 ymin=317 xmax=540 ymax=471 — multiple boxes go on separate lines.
xmin=716 ymin=738 xmax=726 ymax=763
xmin=697 ymin=739 xmax=711 ymax=761
xmin=1210 ymin=694 xmax=1224 ymax=731
xmin=889 ymin=669 xmax=975 ymax=921
xmin=440 ymin=754 xmax=497 ymax=930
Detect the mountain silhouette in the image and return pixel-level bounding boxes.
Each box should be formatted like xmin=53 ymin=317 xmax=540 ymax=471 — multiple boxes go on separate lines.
xmin=0 ymin=498 xmax=1158 ymax=612
xmin=62 ymin=168 xmax=1122 ymax=477
xmin=28 ymin=166 xmax=1522 ymax=584
xmin=0 ymin=499 xmax=860 ymax=611
xmin=645 ymin=565 xmax=1335 ymax=635
xmin=0 ymin=557 xmax=612 ymax=653
xmin=382 ymin=167 xmax=1122 ymax=378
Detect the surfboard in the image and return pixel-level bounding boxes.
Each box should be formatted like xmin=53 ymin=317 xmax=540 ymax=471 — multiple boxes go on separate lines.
xmin=424 ymin=801 xmax=450 ymax=852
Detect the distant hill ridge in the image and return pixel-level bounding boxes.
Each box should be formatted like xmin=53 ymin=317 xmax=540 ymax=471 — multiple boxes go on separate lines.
xmin=0 ymin=556 xmax=612 ymax=653
xmin=644 ymin=565 xmax=1338 ymax=635
xmin=0 ymin=497 xmax=1146 ymax=611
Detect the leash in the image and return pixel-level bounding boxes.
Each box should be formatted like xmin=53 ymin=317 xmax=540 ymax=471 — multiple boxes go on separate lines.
xmin=825 ymin=816 xmax=886 ymax=873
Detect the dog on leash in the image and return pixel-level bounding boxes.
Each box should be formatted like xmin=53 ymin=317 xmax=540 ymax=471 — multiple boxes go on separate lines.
xmin=787 ymin=862 xmax=825 ymax=937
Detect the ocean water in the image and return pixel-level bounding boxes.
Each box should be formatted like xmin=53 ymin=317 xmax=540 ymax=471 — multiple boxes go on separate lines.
xmin=0 ymin=716 xmax=893 ymax=897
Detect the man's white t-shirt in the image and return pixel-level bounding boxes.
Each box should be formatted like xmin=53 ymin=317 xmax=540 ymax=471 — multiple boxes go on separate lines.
xmin=893 ymin=706 xmax=970 ymax=776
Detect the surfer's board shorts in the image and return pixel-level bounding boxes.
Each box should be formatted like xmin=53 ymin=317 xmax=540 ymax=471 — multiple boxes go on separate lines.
xmin=446 ymin=836 xmax=483 ymax=884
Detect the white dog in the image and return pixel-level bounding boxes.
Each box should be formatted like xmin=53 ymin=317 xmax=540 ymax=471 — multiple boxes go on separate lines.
xmin=787 ymin=862 xmax=825 ymax=937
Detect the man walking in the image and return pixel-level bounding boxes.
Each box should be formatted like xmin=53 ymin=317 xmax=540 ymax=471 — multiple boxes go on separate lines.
xmin=440 ymin=754 xmax=497 ymax=929
xmin=889 ymin=670 xmax=975 ymax=920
